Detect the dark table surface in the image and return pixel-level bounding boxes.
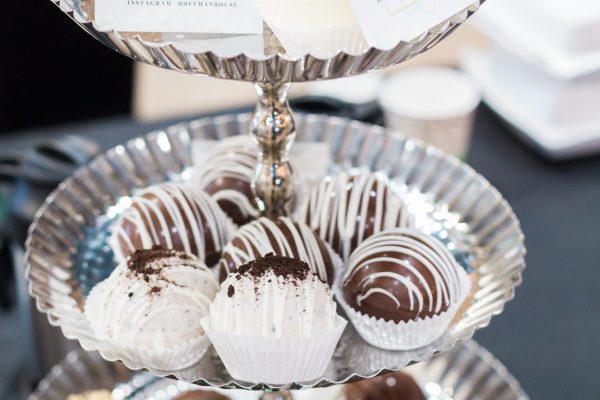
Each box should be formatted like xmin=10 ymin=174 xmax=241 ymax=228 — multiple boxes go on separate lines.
xmin=1 ymin=105 xmax=599 ymax=399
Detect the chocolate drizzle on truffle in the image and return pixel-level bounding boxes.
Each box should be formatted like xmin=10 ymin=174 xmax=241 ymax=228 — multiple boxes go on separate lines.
xmin=192 ymin=136 xmax=260 ymax=226
xmin=301 ymin=171 xmax=414 ymax=262
xmin=343 ymin=229 xmax=466 ymax=323
xmin=110 ymin=183 xmax=233 ymax=266
xmin=219 ymin=217 xmax=336 ymax=285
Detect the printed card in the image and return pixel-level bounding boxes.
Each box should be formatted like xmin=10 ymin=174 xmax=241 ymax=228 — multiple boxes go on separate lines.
xmin=349 ymin=0 xmax=475 ymax=49
xmin=95 ymin=0 xmax=263 ymax=34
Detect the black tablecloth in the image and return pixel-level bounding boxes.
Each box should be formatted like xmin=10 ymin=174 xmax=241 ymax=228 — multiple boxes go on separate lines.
xmin=2 ymin=106 xmax=599 ymax=399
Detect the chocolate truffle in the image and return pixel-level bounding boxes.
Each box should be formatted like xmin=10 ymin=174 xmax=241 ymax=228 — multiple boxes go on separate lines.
xmin=342 ymin=229 xmax=466 ymax=323
xmin=173 ymin=390 xmax=229 ymax=400
xmin=338 ymin=371 xmax=425 ymax=400
xmin=192 ymin=136 xmax=259 ymax=225
xmin=110 ymin=182 xmax=234 ymax=266
xmin=219 ymin=217 xmax=336 ymax=285
xmin=300 ymin=170 xmax=413 ymax=261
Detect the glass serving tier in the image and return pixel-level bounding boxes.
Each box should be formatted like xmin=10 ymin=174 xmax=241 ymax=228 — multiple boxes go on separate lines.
xmin=52 ymin=0 xmax=484 ymax=82
xmin=48 ymin=0 xmax=487 ymax=217
xmin=28 ymin=340 xmax=529 ymax=400
xmin=25 ymin=113 xmax=526 ymax=390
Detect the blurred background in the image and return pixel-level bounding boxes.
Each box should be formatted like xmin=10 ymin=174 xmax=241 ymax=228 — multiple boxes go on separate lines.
xmin=1 ymin=0 xmax=599 ymax=399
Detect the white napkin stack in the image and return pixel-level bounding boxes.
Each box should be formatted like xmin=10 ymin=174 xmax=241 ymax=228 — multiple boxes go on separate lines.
xmin=461 ymin=0 xmax=600 ymax=159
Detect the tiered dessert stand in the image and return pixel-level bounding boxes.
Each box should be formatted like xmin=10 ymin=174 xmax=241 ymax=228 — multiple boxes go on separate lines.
xmin=29 ymin=340 xmax=528 ymax=399
xmin=25 ymin=0 xmax=528 ymax=398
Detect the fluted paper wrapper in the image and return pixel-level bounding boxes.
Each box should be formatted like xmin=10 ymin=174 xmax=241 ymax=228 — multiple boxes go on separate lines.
xmin=99 ymin=334 xmax=211 ymax=372
xmin=137 ymin=335 xmax=212 ymax=372
xmin=336 ymin=273 xmax=471 ymax=351
xmin=256 ymin=1 xmax=368 ymax=58
xmin=201 ymin=316 xmax=346 ymax=384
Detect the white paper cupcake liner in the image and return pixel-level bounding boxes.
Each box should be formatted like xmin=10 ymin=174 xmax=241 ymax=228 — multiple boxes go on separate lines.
xmin=201 ymin=316 xmax=347 ymax=384
xmin=136 ymin=334 xmax=212 ymax=372
xmin=269 ymin=22 xmax=368 ymax=58
xmin=98 ymin=333 xmax=211 ymax=373
xmin=256 ymin=1 xmax=368 ymax=58
xmin=335 ymin=273 xmax=471 ymax=351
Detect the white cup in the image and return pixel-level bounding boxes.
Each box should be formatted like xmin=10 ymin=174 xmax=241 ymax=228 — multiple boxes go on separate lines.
xmin=379 ymin=66 xmax=481 ymax=159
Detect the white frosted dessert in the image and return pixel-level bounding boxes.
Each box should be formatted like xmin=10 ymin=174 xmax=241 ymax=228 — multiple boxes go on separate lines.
xmin=202 ymin=254 xmax=346 ymax=384
xmin=85 ymin=248 xmax=219 ymax=371
xmin=255 ymin=0 xmax=368 ymax=57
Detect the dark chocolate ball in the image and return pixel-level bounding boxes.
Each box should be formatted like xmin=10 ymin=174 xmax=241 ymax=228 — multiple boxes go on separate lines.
xmin=301 ymin=171 xmax=413 ymax=261
xmin=342 ymin=229 xmax=464 ymax=323
xmin=110 ymin=183 xmax=234 ymax=266
xmin=338 ymin=371 xmax=425 ymax=400
xmin=219 ymin=217 xmax=336 ymax=285
xmin=173 ymin=389 xmax=230 ymax=400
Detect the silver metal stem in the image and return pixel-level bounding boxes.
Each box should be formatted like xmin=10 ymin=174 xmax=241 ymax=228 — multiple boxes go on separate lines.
xmin=259 ymin=390 xmax=294 ymax=400
xmin=251 ymin=82 xmax=296 ymax=218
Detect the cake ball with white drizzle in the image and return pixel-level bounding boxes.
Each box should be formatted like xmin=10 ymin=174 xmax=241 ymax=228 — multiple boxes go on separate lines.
xmin=219 ymin=216 xmax=338 ymax=285
xmin=201 ymin=254 xmax=347 ymax=384
xmin=85 ymin=248 xmax=219 ymax=371
xmin=300 ymin=170 xmax=414 ymax=262
xmin=338 ymin=228 xmax=471 ymax=350
xmin=109 ymin=183 xmax=234 ymax=266
xmin=191 ymin=136 xmax=260 ymax=226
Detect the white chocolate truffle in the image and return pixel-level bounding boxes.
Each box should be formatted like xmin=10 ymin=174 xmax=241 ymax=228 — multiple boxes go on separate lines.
xmin=202 ymin=255 xmax=347 ymax=383
xmin=85 ymin=248 xmax=219 ymax=371
xmin=208 ymin=255 xmax=337 ymax=338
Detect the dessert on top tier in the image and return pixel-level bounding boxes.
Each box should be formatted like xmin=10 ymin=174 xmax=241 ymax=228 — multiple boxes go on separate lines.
xmin=255 ymin=0 xmax=368 ymax=57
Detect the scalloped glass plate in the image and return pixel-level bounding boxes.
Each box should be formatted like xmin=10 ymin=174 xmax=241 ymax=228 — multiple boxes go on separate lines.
xmin=28 ymin=340 xmax=528 ymax=399
xmin=25 ymin=113 xmax=525 ymax=390
xmin=48 ymin=0 xmax=484 ymax=82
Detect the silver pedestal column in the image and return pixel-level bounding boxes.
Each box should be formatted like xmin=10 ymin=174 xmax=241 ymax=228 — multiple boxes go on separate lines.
xmin=251 ymin=83 xmax=296 ymax=217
